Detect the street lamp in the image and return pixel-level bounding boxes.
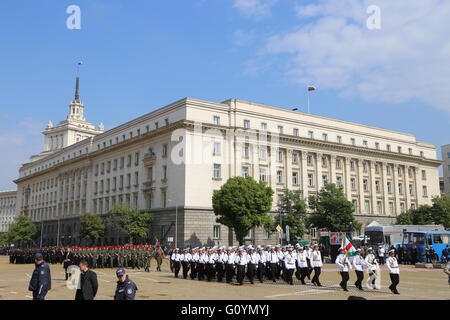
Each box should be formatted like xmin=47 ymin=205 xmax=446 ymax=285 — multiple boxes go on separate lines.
xmin=167 ymin=199 xmax=178 ymax=249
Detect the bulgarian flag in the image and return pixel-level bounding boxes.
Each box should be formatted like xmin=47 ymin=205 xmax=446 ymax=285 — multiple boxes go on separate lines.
xmin=308 ymin=86 xmax=317 ymax=92
xmin=341 ymin=234 xmax=357 ymax=257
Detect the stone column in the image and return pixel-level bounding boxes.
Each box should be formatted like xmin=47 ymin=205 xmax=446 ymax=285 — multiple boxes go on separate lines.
xmin=381 ymin=162 xmax=390 ymax=216
xmin=344 ymin=157 xmax=352 ymax=201
xmin=357 ymin=159 xmax=365 ymax=214
xmin=286 ymin=149 xmax=293 ymax=190
xmin=300 ymin=151 xmax=309 ymax=200
xmin=392 ymin=164 xmax=401 ymax=216
xmin=370 ymin=160 xmax=377 ymax=216
xmin=316 ymin=152 xmax=323 ymax=192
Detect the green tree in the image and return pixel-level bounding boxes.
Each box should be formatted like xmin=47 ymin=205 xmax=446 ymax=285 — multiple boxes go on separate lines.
xmin=79 ymin=213 xmax=106 ymax=243
xmin=1 ymin=215 xmax=38 ymax=246
xmin=307 ymin=183 xmax=361 ymax=232
xmin=107 ymin=205 xmax=153 ymax=244
xmin=430 ymin=196 xmax=450 ymax=228
xmin=212 ymin=176 xmax=274 ymax=245
xmin=275 ymin=189 xmax=308 ymax=241
xmin=396 ymin=211 xmax=413 ymax=225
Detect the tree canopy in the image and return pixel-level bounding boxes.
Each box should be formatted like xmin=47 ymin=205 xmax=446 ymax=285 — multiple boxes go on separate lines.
xmin=275 ymin=189 xmax=308 ymax=241
xmin=307 ymin=183 xmax=361 ymax=232
xmin=396 ymin=197 xmax=450 ymax=228
xmin=79 ymin=213 xmax=106 ymax=242
xmin=212 ymin=176 xmax=274 ymax=245
xmin=107 ymin=205 xmax=153 ymax=244
xmin=0 ymin=215 xmax=38 ymax=245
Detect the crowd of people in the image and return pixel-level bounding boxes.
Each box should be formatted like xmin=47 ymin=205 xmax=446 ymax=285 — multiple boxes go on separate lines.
xmin=168 ymin=244 xmax=402 ymax=294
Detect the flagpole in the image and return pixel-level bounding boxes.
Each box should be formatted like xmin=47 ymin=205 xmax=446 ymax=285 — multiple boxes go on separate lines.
xmin=307 ymin=89 xmax=310 ymax=113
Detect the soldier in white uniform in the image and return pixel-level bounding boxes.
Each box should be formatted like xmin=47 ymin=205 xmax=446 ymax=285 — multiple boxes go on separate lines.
xmin=364 ymin=247 xmax=380 ymax=289
xmin=170 ymin=248 xmax=181 ymax=278
xmin=235 ymin=248 xmax=248 ymax=285
xmin=256 ymin=247 xmax=267 ymax=283
xmin=386 ymin=249 xmax=400 ymax=294
xmin=225 ymin=247 xmax=236 ymax=283
xmin=335 ymin=248 xmax=352 ymax=291
xmin=216 ymin=247 xmax=226 ymax=283
xmin=180 ymin=248 xmax=191 ymax=279
xmin=284 ymin=247 xmax=296 ymax=285
xmin=190 ymin=248 xmax=199 ymax=280
xmin=310 ymin=245 xmax=323 ymax=286
xmin=296 ymin=247 xmax=309 ymax=284
xmin=268 ymin=247 xmax=279 ymax=282
xmin=197 ymin=248 xmax=207 ymax=281
xmin=246 ymin=246 xmax=258 ymax=284
xmin=304 ymin=245 xmax=313 ymax=280
xmin=352 ymin=249 xmax=365 ymax=290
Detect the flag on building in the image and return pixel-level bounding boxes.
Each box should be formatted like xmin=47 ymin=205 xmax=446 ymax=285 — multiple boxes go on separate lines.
xmin=341 ymin=234 xmax=357 ymax=256
xmin=308 ymin=86 xmax=316 ymax=91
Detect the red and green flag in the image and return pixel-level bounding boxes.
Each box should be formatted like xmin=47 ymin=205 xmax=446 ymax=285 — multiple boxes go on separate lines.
xmin=341 ymin=234 xmax=357 ymax=257
xmin=308 ymin=86 xmax=316 ymax=92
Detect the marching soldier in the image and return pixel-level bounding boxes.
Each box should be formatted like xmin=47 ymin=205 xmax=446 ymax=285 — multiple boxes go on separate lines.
xmin=197 ymin=248 xmax=207 ymax=281
xmin=224 ymin=247 xmax=235 ymax=283
xmin=190 ymin=248 xmax=199 ymax=280
xmin=246 ymin=246 xmax=258 ymax=284
xmin=63 ymin=248 xmax=74 ymax=281
xmin=267 ymin=246 xmax=279 ymax=283
xmin=335 ymin=248 xmax=352 ymax=291
xmin=215 ymin=247 xmax=225 ymax=282
xmin=296 ymin=246 xmax=309 ymax=285
xmin=386 ymin=249 xmax=400 ymax=294
xmin=310 ymin=244 xmax=323 ymax=286
xmin=256 ymin=247 xmax=267 ymax=283
xmin=171 ymin=248 xmax=181 ymax=278
xmin=284 ymin=247 xmax=296 ymax=285
xmin=364 ymin=247 xmax=380 ymax=290
xmin=180 ymin=248 xmax=191 ymax=279
xmin=352 ymin=249 xmax=365 ymax=291
xmin=235 ymin=248 xmax=248 ymax=285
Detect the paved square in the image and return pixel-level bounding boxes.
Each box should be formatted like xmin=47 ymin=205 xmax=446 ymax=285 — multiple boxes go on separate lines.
xmin=0 ymin=256 xmax=448 ymax=300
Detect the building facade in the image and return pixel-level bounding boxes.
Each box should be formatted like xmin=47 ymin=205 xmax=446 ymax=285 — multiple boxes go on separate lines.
xmin=0 ymin=191 xmax=17 ymax=234
xmin=442 ymin=145 xmax=450 ymax=198
xmin=14 ymin=82 xmax=441 ymax=247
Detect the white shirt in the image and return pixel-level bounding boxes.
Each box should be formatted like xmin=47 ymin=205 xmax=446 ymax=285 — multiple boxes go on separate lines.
xmin=297 ymin=251 xmax=308 ymax=268
xmin=352 ymin=254 xmax=365 ymax=271
xmin=248 ymin=252 xmax=259 ymax=264
xmin=284 ymin=253 xmax=296 ymax=269
xmin=198 ymin=253 xmax=207 ymax=264
xmin=335 ymin=254 xmax=352 ymax=272
xmin=386 ymin=256 xmax=400 ymax=274
xmin=226 ymin=253 xmax=235 ymax=265
xmin=268 ymin=252 xmax=279 ymax=264
xmin=310 ymin=250 xmax=323 ymax=267
xmin=171 ymin=253 xmax=181 ymax=262
xmin=180 ymin=253 xmax=192 ymax=262
xmin=192 ymin=252 xmax=199 ymax=263
xmin=235 ymin=254 xmax=249 ymax=266
xmin=258 ymin=252 xmax=267 ymax=264
xmin=364 ymin=253 xmax=379 ymax=271
xmin=217 ymin=252 xmax=226 ymax=263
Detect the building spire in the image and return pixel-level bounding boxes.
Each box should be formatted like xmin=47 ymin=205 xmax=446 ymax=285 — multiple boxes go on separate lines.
xmin=75 ymin=76 xmax=80 ymax=101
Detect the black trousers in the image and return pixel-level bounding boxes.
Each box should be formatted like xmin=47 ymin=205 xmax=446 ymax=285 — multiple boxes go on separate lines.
xmin=257 ymin=263 xmax=265 ymax=283
xmin=181 ymin=262 xmax=190 ymax=279
xmin=285 ymin=268 xmax=294 ymax=284
xmin=32 ymin=291 xmax=46 ymax=300
xmin=270 ymin=263 xmax=278 ymax=282
xmin=306 ymin=260 xmax=312 ymax=279
xmin=236 ymin=265 xmax=246 ymax=285
xmin=173 ymin=261 xmax=181 ymax=278
xmin=190 ymin=262 xmax=197 ymax=279
xmin=197 ymin=263 xmax=205 ymax=280
xmin=246 ymin=264 xmax=256 ymax=284
xmin=312 ymin=267 xmax=321 ymax=285
xmin=216 ymin=263 xmax=224 ymax=282
xmin=339 ymin=272 xmax=349 ymax=289
xmin=354 ymin=270 xmax=364 ymax=288
xmin=206 ymin=263 xmax=214 ymax=282
xmin=389 ymin=274 xmax=400 ymax=292
xmin=225 ymin=264 xmax=235 ymax=283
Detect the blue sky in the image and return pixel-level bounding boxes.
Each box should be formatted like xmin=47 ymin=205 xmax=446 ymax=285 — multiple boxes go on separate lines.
xmin=0 ymin=0 xmax=449 ymax=190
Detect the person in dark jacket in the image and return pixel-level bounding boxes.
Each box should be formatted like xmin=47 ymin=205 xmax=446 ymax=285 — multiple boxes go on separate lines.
xmin=28 ymin=253 xmax=52 ymax=300
xmin=114 ymin=268 xmax=138 ymax=300
xmin=63 ymin=248 xmax=74 ymax=280
xmin=75 ymin=260 xmax=98 ymax=300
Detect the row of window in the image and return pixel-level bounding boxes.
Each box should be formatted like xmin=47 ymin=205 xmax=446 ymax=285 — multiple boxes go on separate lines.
xmin=212 ymin=116 xmax=424 ymax=157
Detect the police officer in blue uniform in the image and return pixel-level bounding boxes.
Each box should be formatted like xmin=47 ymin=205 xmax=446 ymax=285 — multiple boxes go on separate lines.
xmin=114 ymin=268 xmax=138 ymax=300
xmin=28 ymin=253 xmax=52 ymax=300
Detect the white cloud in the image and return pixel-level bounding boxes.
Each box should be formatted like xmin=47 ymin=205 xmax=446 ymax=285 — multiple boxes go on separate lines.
xmin=233 ymin=0 xmax=278 ymax=19
xmin=263 ymin=0 xmax=450 ymax=113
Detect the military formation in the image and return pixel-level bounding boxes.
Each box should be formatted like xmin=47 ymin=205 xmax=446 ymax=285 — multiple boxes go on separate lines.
xmin=170 ymin=244 xmax=403 ymax=294
xmin=6 ymin=245 xmax=165 ymax=272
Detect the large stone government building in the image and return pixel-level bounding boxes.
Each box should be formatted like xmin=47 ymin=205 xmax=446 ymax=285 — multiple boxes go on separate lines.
xmin=14 ymin=78 xmax=441 ymax=247
xmin=0 ymin=191 xmax=17 ymax=234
